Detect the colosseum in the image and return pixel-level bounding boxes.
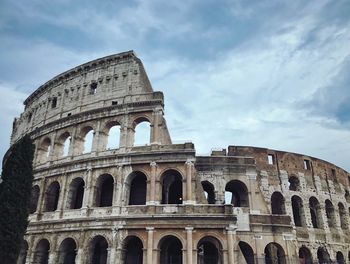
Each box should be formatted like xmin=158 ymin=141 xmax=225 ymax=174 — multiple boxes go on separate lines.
xmin=9 ymin=50 xmax=350 ymax=264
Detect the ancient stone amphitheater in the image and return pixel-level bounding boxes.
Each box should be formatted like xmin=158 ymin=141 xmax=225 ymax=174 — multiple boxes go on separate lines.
xmin=10 ymin=51 xmax=350 ymax=264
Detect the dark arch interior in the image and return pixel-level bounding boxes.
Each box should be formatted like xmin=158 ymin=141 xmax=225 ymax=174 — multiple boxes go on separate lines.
xmin=201 ymin=181 xmax=216 ymax=204
xmin=129 ymin=172 xmax=147 ymax=205
xmin=91 ymin=236 xmax=108 ymax=264
xmin=288 ymin=176 xmax=300 ymax=191
xmin=18 ymin=240 xmax=29 ymax=264
xmin=325 ymin=200 xmax=335 ymax=228
xmin=337 ymin=251 xmax=345 ymax=264
xmin=299 ymin=246 xmax=312 ymax=264
xmin=309 ymin=197 xmax=321 ymax=228
xmin=30 ymin=185 xmax=40 ymax=214
xmin=69 ymin=178 xmax=85 ymax=209
xmin=161 ymin=171 xmax=183 ymax=204
xmin=97 ymin=175 xmax=114 ymax=207
xmin=34 ymin=239 xmax=50 ymax=264
xmin=271 ymin=192 xmax=285 ymax=215
xmin=160 ymin=236 xmax=183 ymax=264
xmin=291 ymin=195 xmax=304 ymax=227
xmin=59 ymin=238 xmax=77 ymax=264
xmin=45 ymin=181 xmax=60 ymax=212
xmin=239 ymin=241 xmax=254 ymax=264
xmin=225 ymin=180 xmax=249 ymax=207
xmin=317 ymin=247 xmax=331 ymax=263
xmin=264 ymin=243 xmax=285 ymax=264
xmin=124 ymin=236 xmax=143 ymax=264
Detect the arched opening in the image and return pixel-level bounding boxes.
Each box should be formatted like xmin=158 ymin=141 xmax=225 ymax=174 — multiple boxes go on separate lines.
xmin=225 ymin=180 xmax=249 ymax=207
xmin=90 ymin=236 xmax=108 ymax=264
xmin=291 ymin=195 xmax=305 ymax=227
xmin=123 ymin=236 xmax=143 ymax=264
xmin=309 ymin=197 xmax=323 ymax=228
xmin=238 ymin=241 xmax=254 ymax=264
xmin=201 ymin=181 xmax=216 ymax=204
xmin=83 ymin=128 xmax=94 ymax=154
xmin=288 ymin=176 xmax=300 ymax=191
xmin=197 ymin=236 xmax=222 ymax=264
xmin=325 ymin=199 xmax=336 ymax=228
xmin=17 ymin=240 xmax=28 ymax=264
xmin=58 ymin=238 xmax=77 ymax=264
xmin=159 ymin=236 xmax=183 ymax=264
xmin=299 ymin=246 xmax=312 ymax=264
xmin=44 ymin=181 xmax=60 ymax=212
xmin=134 ymin=119 xmax=151 ymax=146
xmin=95 ymin=174 xmax=114 ymax=207
xmin=106 ymin=124 xmax=121 ymax=149
xmin=33 ymin=239 xmax=50 ymax=264
xmin=56 ymin=132 xmax=71 ymax=157
xmin=161 ymin=170 xmax=183 ymax=204
xmin=271 ymin=192 xmax=285 ymax=215
xmin=30 ymin=185 xmax=40 ymax=214
xmin=66 ymin=177 xmax=85 ymax=209
xmin=264 ymin=242 xmax=286 ymax=264
xmin=338 ymin=202 xmax=348 ymax=230
xmin=336 ymin=251 xmax=345 ymax=264
xmin=317 ymin=247 xmax=331 ymax=264
xmin=128 ymin=172 xmax=147 ymax=205
xmin=38 ymin=137 xmax=51 ymax=163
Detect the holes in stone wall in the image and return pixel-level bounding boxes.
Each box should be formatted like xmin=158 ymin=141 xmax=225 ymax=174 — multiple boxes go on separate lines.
xmin=271 ymin=192 xmax=285 ymax=215
xmin=201 ymin=181 xmax=216 ymax=204
xmin=44 ymin=181 xmax=60 ymax=212
xmin=225 ymin=180 xmax=249 ymax=207
xmin=161 ymin=170 xmax=183 ymax=204
xmin=291 ymin=195 xmax=306 ymax=227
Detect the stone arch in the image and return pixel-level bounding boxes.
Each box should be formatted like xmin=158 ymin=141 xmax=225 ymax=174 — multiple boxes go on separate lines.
xmin=224 ymin=180 xmax=249 ymax=207
xmin=197 ymin=236 xmax=223 ymax=264
xmin=33 ymin=239 xmax=50 ymax=264
xmin=89 ymin=235 xmax=109 ymax=264
xmin=325 ymin=199 xmax=336 ymax=228
xmin=309 ymin=197 xmax=323 ymax=229
xmin=75 ymin=126 xmax=94 ymax=154
xmin=264 ymin=242 xmax=286 ymax=264
xmin=291 ymin=195 xmax=306 ymax=227
xmin=66 ymin=177 xmax=85 ymax=209
xmin=105 ymin=121 xmax=121 ymax=150
xmin=288 ymin=175 xmax=300 ymax=191
xmin=30 ymin=185 xmax=40 ymax=214
xmin=338 ymin=202 xmax=348 ymax=230
xmin=17 ymin=240 xmax=28 ymax=264
xmin=317 ymin=247 xmax=331 ymax=263
xmin=57 ymin=237 xmax=77 ymax=264
xmin=37 ymin=137 xmax=51 ymax=163
xmin=201 ymin=181 xmax=216 ymax=204
xmin=158 ymin=235 xmax=183 ymax=264
xmin=44 ymin=181 xmax=60 ymax=212
xmin=336 ymin=251 xmax=345 ymax=264
xmin=133 ymin=117 xmax=151 ymax=146
xmin=126 ymin=171 xmax=147 ymax=205
xmin=271 ymin=191 xmax=285 ymax=215
xmin=122 ymin=236 xmax=144 ymax=264
xmin=299 ymin=246 xmax=313 ymax=264
xmin=161 ymin=169 xmax=183 ymax=204
xmin=238 ymin=241 xmax=254 ymax=264
xmin=56 ymin=132 xmax=71 ymax=157
xmin=95 ymin=174 xmax=114 ymax=207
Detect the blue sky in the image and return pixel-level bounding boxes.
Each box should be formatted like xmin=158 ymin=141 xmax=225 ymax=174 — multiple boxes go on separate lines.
xmin=1 ymin=0 xmax=350 ymax=171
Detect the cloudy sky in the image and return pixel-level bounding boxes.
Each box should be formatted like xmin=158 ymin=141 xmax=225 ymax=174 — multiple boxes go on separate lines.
xmin=1 ymin=0 xmax=350 ymax=171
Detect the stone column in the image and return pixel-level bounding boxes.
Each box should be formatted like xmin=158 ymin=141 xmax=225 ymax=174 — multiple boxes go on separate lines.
xmin=148 ymin=162 xmax=157 ymax=205
xmin=146 ymin=227 xmax=154 ymax=264
xmin=82 ymin=167 xmax=92 ymax=208
xmin=151 ymin=108 xmax=162 ymax=145
xmin=37 ymin=178 xmax=47 ymax=218
xmin=247 ymin=170 xmax=259 ymax=213
xmin=186 ymin=227 xmax=193 ymax=264
xmin=226 ymin=225 xmax=236 ymax=264
xmin=92 ymin=120 xmax=101 ymax=152
xmin=48 ymin=250 xmax=58 ymax=264
xmin=185 ymin=160 xmax=194 ymax=204
xmin=75 ymin=248 xmax=84 ymax=264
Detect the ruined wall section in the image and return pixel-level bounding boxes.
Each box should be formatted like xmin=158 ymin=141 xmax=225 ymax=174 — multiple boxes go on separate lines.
xmin=11 ymin=51 xmax=156 ymax=144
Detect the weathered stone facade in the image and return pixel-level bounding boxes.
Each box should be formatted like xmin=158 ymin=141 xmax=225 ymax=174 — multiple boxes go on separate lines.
xmin=10 ymin=51 xmax=350 ymax=264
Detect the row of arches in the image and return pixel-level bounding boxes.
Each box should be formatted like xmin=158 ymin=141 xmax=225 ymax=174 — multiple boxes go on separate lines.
xmin=201 ymin=180 xmax=249 ymax=207
xmin=19 ymin=235 xmax=304 ymax=264
xmin=30 ymin=170 xmax=185 ymax=214
xmin=36 ymin=119 xmax=152 ymax=163
xmin=270 ymin=191 xmax=350 ymax=230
